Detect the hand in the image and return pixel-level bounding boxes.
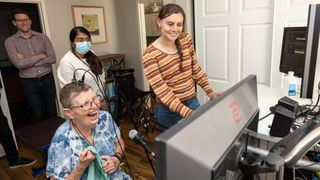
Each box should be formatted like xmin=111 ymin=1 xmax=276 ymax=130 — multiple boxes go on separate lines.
xmin=101 ymin=155 xmax=120 ymax=174
xmin=185 ymin=109 xmax=195 ymax=117
xmin=16 ymin=53 xmax=25 ymax=59
xmin=211 ymin=91 xmax=222 ymax=100
xmin=37 ymin=53 xmax=47 ymax=60
xmin=78 ymin=148 xmax=96 ymax=168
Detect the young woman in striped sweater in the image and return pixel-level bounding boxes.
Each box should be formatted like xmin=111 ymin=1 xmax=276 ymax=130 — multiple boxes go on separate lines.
xmin=142 ymin=3 xmax=220 ymax=128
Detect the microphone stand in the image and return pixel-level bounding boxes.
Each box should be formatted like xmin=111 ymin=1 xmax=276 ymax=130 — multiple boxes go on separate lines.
xmin=142 ymin=145 xmax=157 ymax=177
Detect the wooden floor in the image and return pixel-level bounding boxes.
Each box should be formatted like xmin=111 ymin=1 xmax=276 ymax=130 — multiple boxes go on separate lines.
xmin=0 ymin=116 xmax=160 ymax=180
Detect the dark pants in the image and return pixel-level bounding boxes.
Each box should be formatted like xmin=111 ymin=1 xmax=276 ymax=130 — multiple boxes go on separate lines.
xmin=20 ymin=73 xmax=57 ymax=121
xmin=0 ymin=105 xmax=18 ymax=164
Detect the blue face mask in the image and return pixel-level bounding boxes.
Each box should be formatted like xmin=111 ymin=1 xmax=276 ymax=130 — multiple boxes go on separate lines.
xmin=75 ymin=41 xmax=92 ymax=54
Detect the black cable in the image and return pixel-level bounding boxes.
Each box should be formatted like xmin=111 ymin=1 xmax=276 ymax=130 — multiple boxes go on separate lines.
xmin=73 ymin=68 xmax=107 ymax=102
xmin=111 ymin=118 xmax=135 ymax=180
xmin=72 ymin=68 xmax=89 ymax=83
xmin=258 ymin=112 xmax=272 ymax=121
xmin=306 ymin=82 xmax=320 ymax=119
xmin=255 ymin=174 xmax=261 ymax=180
xmin=303 ymin=95 xmax=320 ymax=123
xmin=74 ymin=66 xmax=135 ymax=178
xmin=295 ymin=169 xmax=307 ymax=180
xmin=309 ymin=95 xmax=320 ymax=114
xmin=100 ymin=77 xmax=135 ymax=179
xmin=111 ymin=71 xmax=158 ymax=177
xmin=73 ymin=68 xmax=136 ymax=179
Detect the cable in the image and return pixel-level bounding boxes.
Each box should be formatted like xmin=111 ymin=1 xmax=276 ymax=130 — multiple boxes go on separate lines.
xmin=310 ymin=95 xmax=320 ymax=115
xmin=73 ymin=68 xmax=136 ymax=179
xmin=255 ymin=174 xmax=261 ymax=180
xmin=258 ymin=112 xmax=272 ymax=121
xmin=308 ymin=81 xmax=320 ymax=117
xmin=303 ymin=95 xmax=320 ymax=123
xmin=295 ymin=169 xmax=307 ymax=180
xmin=73 ymin=68 xmax=107 ymax=99
xmin=72 ymin=68 xmax=90 ymax=83
xmin=72 ymin=55 xmax=129 ymax=165
xmin=110 ymin=117 xmax=135 ymax=179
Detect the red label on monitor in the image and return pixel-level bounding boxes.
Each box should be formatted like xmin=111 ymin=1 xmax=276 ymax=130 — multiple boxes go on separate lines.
xmin=229 ymin=100 xmax=241 ymax=123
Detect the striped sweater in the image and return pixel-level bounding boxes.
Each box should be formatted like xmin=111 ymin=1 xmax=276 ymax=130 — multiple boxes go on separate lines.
xmin=142 ymin=32 xmax=215 ymax=117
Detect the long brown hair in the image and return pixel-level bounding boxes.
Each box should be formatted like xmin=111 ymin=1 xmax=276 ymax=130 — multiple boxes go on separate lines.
xmin=69 ymin=26 xmax=103 ymax=75
xmin=158 ymin=4 xmax=186 ymax=71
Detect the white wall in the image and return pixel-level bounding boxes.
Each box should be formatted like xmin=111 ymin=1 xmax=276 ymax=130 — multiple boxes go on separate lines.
xmin=114 ymin=0 xmax=155 ymax=90
xmin=43 ymin=0 xmax=123 ymax=115
xmin=44 ymin=0 xmax=120 ymax=63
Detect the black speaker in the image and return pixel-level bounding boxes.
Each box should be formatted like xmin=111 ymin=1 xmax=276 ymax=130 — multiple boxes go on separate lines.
xmin=269 ymin=105 xmax=295 ymax=137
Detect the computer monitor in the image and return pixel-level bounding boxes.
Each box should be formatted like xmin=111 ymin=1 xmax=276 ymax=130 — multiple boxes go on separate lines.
xmin=279 ymin=27 xmax=307 ymax=78
xmin=156 ymin=75 xmax=259 ymax=180
xmin=279 ymin=4 xmax=320 ymax=99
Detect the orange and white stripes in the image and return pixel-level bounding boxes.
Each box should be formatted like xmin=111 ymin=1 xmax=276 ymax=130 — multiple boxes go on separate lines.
xmin=142 ymin=33 xmax=214 ymax=117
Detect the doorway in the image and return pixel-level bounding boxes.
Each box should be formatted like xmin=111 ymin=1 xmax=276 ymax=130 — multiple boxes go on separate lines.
xmin=143 ymin=2 xmax=163 ymax=46
xmin=0 ymin=2 xmax=42 ymax=128
xmin=137 ymin=0 xmax=163 ymax=91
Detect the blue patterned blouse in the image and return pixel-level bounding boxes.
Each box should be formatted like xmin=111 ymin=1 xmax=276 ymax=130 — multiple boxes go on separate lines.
xmin=46 ymin=111 xmax=131 ymax=180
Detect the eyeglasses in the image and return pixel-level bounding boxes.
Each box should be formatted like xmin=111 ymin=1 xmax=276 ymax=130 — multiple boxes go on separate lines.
xmin=15 ymin=18 xmax=30 ymax=23
xmin=70 ymin=95 xmax=102 ymax=111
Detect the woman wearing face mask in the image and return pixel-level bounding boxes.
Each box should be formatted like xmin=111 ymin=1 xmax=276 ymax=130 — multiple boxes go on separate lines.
xmin=57 ymin=26 xmax=105 ymax=99
xmin=142 ymin=4 xmax=220 ymax=128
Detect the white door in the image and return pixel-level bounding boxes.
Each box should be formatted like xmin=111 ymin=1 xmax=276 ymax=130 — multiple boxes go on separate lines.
xmin=0 ymin=71 xmax=15 ymax=157
xmin=194 ymin=0 xmax=273 ymax=103
xmin=193 ymin=0 xmax=320 ymax=104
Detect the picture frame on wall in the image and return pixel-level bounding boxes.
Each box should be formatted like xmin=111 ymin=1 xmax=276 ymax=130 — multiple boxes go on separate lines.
xmin=71 ymin=5 xmax=107 ymax=44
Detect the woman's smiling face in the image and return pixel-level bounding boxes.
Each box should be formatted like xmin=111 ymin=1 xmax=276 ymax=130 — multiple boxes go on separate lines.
xmin=157 ymin=13 xmax=184 ymax=42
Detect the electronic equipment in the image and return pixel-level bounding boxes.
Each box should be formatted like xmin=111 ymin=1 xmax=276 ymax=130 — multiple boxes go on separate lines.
xmin=279 ymin=27 xmax=307 ymax=77
xmin=156 ymin=75 xmax=259 ymax=180
xmin=301 ymin=4 xmax=320 ymax=99
xmin=279 ymin=4 xmax=320 ymax=100
xmin=269 ymin=106 xmax=295 ymax=137
xmin=129 ymin=129 xmax=156 ymax=158
xmin=269 ymin=97 xmax=298 ymax=137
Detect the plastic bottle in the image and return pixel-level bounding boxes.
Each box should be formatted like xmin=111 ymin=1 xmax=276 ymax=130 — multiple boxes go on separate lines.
xmin=283 ymin=71 xmax=298 ymax=97
xmin=295 ymin=77 xmax=302 ymax=98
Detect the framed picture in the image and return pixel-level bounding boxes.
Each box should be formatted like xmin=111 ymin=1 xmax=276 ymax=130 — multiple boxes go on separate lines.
xmin=71 ymin=5 xmax=107 ymax=44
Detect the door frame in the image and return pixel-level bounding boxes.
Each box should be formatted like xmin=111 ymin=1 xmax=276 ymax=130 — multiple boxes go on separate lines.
xmin=136 ymin=1 xmax=149 ymax=91
xmin=0 ymin=0 xmax=58 ymax=156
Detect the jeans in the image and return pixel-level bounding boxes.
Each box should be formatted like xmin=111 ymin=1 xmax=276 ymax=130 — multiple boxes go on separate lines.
xmin=0 ymin=105 xmax=18 ymax=164
xmin=156 ymin=96 xmax=200 ymax=128
xmin=20 ymin=73 xmax=57 ymax=121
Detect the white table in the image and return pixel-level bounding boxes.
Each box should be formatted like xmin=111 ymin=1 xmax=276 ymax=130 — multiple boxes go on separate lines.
xmin=257 ymin=86 xmax=311 ymax=141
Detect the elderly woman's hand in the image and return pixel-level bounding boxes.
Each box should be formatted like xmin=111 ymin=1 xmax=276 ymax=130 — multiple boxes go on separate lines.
xmin=78 ymin=148 xmax=96 ymax=168
xmin=101 ymin=155 xmax=120 ymax=174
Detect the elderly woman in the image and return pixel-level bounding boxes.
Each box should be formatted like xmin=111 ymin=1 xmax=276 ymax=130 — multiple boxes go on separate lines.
xmin=46 ymin=82 xmax=131 ymax=180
